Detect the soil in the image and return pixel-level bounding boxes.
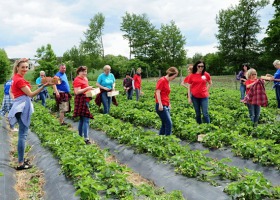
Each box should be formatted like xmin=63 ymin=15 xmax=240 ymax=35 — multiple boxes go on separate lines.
xmin=105 ymin=154 xmax=154 ymax=186
xmin=7 ymin=120 xmax=45 ymax=200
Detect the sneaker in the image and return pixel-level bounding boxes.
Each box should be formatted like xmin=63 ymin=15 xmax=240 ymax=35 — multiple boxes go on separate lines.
xmin=11 ymin=127 xmax=18 ymax=132
xmin=85 ymin=139 xmax=91 ymax=145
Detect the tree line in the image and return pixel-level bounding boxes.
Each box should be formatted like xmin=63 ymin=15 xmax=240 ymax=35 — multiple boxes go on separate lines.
xmin=0 ymin=0 xmax=279 ymax=83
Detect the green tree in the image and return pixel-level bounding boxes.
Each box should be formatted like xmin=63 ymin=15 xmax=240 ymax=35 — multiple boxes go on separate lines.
xmin=204 ymin=52 xmax=226 ymax=75
xmin=262 ymin=0 xmax=280 ymax=61
xmin=192 ymin=53 xmax=204 ymax=64
xmin=216 ymin=0 xmax=269 ymax=66
xmin=121 ymin=12 xmax=156 ymax=60
xmin=103 ymin=54 xmax=129 ymax=78
xmin=125 ymin=58 xmax=150 ymax=78
xmin=156 ymin=21 xmax=187 ymax=71
xmin=34 ymin=44 xmax=58 ymax=80
xmin=0 ymin=49 xmax=11 ymax=83
xmin=81 ymin=12 xmax=105 ymax=68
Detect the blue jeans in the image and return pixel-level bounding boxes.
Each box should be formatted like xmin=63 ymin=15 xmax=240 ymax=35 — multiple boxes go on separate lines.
xmin=15 ymin=113 xmax=29 ymax=163
xmin=275 ymin=85 xmax=280 ymax=108
xmin=191 ymin=96 xmax=210 ymax=124
xmin=135 ymin=89 xmax=140 ymax=101
xmin=240 ymin=84 xmax=246 ymax=100
xmin=101 ymin=92 xmax=112 ymax=114
xmin=127 ymin=88 xmax=133 ymax=100
xmin=155 ymin=104 xmax=172 ymax=136
xmin=247 ymin=103 xmax=260 ymax=123
xmin=78 ymin=116 xmax=89 ymax=139
xmin=39 ymin=91 xmax=46 ymax=107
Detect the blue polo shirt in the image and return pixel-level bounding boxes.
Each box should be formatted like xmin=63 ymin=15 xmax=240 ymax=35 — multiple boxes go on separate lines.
xmin=97 ymin=73 xmax=115 ymax=89
xmin=55 ymin=72 xmax=70 ymax=93
xmin=274 ymin=69 xmax=280 ymax=87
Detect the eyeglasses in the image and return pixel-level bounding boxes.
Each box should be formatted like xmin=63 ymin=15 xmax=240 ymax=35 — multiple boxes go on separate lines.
xmin=198 ymin=65 xmax=204 ymax=68
xmin=252 ymin=74 xmax=257 ymax=75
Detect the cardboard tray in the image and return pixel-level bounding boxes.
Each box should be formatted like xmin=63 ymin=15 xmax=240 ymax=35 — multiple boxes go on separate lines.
xmin=85 ymin=88 xmax=100 ymax=97
xmin=107 ymin=91 xmax=119 ymax=97
xmin=42 ymin=77 xmax=61 ymax=85
xmin=261 ymin=76 xmax=273 ymax=81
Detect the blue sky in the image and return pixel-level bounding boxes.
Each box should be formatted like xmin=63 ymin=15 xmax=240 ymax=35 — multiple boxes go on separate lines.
xmin=0 ymin=0 xmax=274 ymax=59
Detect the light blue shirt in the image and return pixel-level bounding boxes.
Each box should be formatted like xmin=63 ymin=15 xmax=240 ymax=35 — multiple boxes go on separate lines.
xmin=36 ymin=77 xmax=42 ymax=85
xmin=97 ymin=73 xmax=115 ymax=89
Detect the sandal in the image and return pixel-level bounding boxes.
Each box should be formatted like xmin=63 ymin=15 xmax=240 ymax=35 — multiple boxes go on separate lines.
xmin=24 ymin=158 xmax=31 ymax=165
xmin=16 ymin=163 xmax=33 ymax=170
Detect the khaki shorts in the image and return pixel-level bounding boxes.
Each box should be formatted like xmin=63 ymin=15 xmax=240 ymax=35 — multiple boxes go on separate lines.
xmin=59 ymin=101 xmax=69 ymax=112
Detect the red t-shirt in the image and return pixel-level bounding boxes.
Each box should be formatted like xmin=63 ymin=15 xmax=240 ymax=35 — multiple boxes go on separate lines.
xmin=133 ymin=74 xmax=142 ymax=89
xmin=183 ymin=75 xmax=191 ymax=83
xmin=155 ymin=77 xmax=170 ymax=106
xmin=187 ymin=72 xmax=211 ymax=98
xmin=245 ymin=79 xmax=257 ymax=94
xmin=73 ymin=76 xmax=89 ymax=94
xmin=12 ymin=73 xmax=31 ymax=98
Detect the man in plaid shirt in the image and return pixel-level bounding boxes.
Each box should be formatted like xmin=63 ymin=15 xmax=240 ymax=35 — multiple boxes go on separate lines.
xmin=0 ymin=79 xmax=18 ymax=131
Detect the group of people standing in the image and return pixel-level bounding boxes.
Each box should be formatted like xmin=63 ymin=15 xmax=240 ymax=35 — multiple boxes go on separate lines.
xmin=156 ymin=61 xmax=212 ymax=136
xmin=3 ymin=57 xmax=280 ymax=171
xmin=2 ymin=60 xmax=117 ymax=170
xmin=236 ymin=60 xmax=280 ymax=126
xmin=122 ymin=67 xmax=142 ymax=101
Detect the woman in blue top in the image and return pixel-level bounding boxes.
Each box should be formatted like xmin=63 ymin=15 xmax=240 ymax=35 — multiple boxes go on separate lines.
xmin=96 ymin=65 xmax=115 ymax=114
xmin=270 ymin=60 xmax=280 ymax=109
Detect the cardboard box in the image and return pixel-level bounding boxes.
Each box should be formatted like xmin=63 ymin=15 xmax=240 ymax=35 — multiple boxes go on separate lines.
xmin=107 ymin=91 xmax=119 ymax=97
xmin=85 ymin=88 xmax=100 ymax=97
xmin=41 ymin=77 xmax=61 ymax=85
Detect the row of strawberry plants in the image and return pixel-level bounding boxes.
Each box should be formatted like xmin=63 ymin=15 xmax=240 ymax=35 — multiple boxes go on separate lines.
xmin=44 ymin=84 xmax=280 ymax=199
xmin=31 ymin=104 xmax=184 ymax=200
xmin=90 ymin=113 xmax=280 ymax=200
xmin=108 ymin=100 xmax=280 ymax=168
xmin=111 ymin=82 xmax=280 ymax=166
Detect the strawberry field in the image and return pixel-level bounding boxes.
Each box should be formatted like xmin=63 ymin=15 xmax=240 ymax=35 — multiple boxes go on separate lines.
xmin=1 ymin=77 xmax=280 ymax=200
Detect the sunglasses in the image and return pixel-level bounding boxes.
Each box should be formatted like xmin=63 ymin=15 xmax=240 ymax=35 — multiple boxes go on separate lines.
xmin=17 ymin=58 xmax=29 ymax=66
xmin=197 ymin=65 xmax=204 ymax=68
xmin=252 ymin=74 xmax=257 ymax=75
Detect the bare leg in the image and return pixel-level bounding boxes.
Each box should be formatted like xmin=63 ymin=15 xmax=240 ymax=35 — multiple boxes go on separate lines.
xmin=59 ymin=112 xmax=64 ymax=124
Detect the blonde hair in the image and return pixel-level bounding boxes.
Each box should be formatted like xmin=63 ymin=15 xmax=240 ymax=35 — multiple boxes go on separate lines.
xmin=136 ymin=68 xmax=142 ymax=73
xmin=13 ymin=58 xmax=28 ymax=75
xmin=103 ymin=65 xmax=111 ymax=70
xmin=246 ymin=68 xmax=257 ymax=79
xmin=273 ymin=60 xmax=280 ymax=66
xmin=166 ymin=67 xmax=178 ymax=77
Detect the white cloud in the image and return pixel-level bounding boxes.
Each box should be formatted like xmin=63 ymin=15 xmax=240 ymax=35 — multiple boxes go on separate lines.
xmin=0 ymin=0 xmax=274 ymax=59
xmin=103 ymin=32 xmax=130 ymax=57
xmin=186 ymin=43 xmax=218 ymax=57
